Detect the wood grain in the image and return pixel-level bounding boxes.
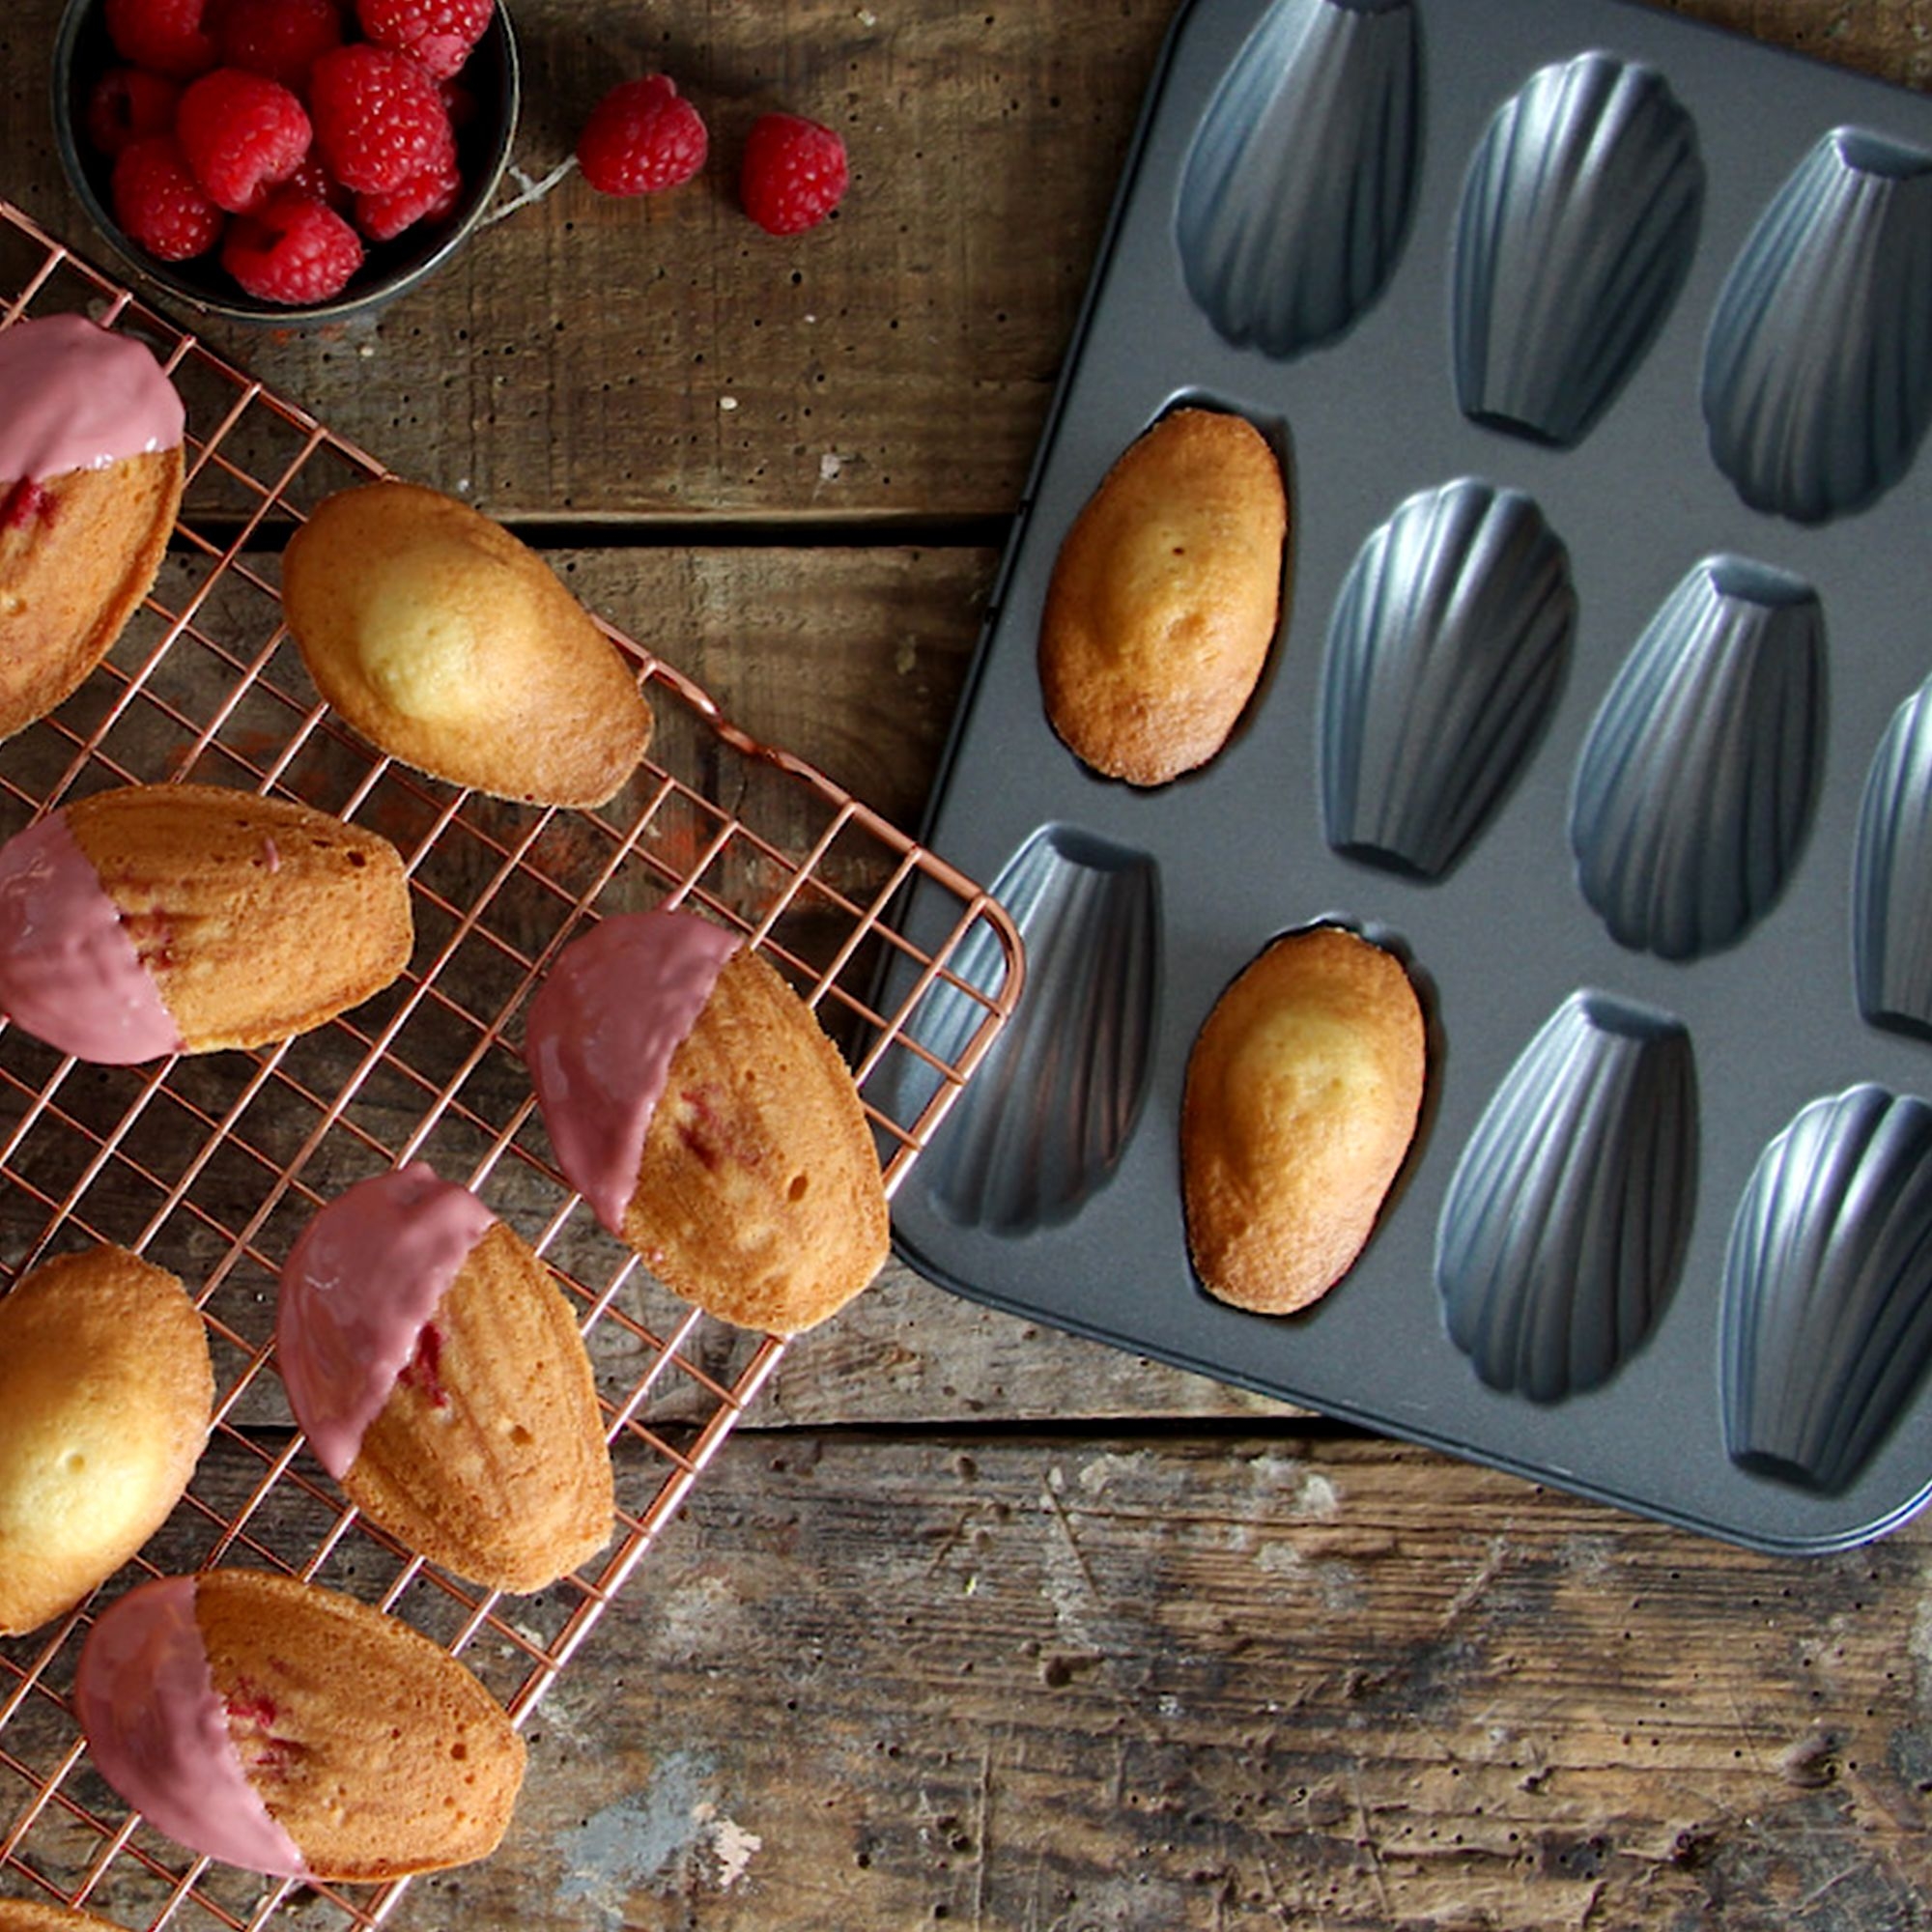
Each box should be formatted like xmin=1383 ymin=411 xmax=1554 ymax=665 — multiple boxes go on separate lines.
xmin=4 ymin=3 xmax=1932 ymax=1929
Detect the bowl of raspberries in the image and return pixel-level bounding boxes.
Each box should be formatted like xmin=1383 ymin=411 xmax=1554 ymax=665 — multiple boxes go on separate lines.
xmin=53 ymin=0 xmax=519 ymax=321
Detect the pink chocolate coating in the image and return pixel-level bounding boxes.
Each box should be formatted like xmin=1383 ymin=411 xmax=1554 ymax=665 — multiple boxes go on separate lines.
xmin=525 ymin=909 xmax=740 ymax=1235
xmin=0 ymin=810 xmax=185 ymax=1063
xmin=278 ymin=1163 xmax=497 ymax=1479
xmin=0 ymin=314 xmax=185 ymax=484
xmin=73 ymin=1575 xmax=309 ymax=1879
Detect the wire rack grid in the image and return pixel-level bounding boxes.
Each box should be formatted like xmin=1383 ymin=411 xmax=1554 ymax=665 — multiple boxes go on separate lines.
xmin=0 ymin=198 xmax=1023 ymax=1931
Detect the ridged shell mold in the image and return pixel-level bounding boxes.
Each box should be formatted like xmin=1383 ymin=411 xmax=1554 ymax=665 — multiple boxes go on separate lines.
xmin=1722 ymin=1084 xmax=1932 ymax=1493
xmin=1702 ymin=128 xmax=1932 ymax=524
xmin=1320 ymin=477 xmax=1576 ymax=879
xmin=1177 ymin=0 xmax=1421 ymax=359
xmin=1854 ymin=675 xmax=1932 ymax=1039
xmin=1569 ymin=555 xmax=1825 ymax=960
xmin=1452 ymin=52 xmax=1703 ymax=447
xmin=1436 ymin=990 xmax=1697 ymax=1401
xmin=908 ymin=825 xmax=1159 ymax=1236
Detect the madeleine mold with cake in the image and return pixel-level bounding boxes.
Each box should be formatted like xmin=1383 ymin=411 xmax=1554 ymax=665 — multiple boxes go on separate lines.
xmin=881 ymin=0 xmax=1932 ymax=1552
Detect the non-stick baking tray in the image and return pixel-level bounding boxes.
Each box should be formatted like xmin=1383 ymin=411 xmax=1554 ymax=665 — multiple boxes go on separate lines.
xmin=890 ymin=0 xmax=1932 ymax=1552
xmin=0 ymin=199 xmax=1020 ymax=1928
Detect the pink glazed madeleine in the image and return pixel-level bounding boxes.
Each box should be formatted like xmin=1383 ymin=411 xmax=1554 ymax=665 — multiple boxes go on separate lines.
xmin=0 ymin=784 xmax=412 ymax=1063
xmin=0 ymin=315 xmax=185 ymax=739
xmin=525 ymin=907 xmax=890 ymax=1334
xmin=75 ymin=1569 xmax=525 ymax=1882
xmin=278 ymin=1164 xmax=612 ymax=1593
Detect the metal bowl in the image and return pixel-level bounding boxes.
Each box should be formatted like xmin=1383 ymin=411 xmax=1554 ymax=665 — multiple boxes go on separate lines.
xmin=50 ymin=0 xmax=520 ymax=325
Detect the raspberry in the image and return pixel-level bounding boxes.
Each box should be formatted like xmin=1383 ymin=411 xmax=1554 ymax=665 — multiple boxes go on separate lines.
xmin=577 ymin=75 xmax=707 ymax=196
xmin=110 ymin=133 xmax=225 ymax=261
xmin=283 ymin=151 xmax=353 ymax=211
xmin=355 ymin=162 xmax=461 ymax=241
xmin=309 ymin=43 xmax=456 ymax=194
xmin=218 ymin=0 xmax=346 ymax=93
xmin=355 ymin=0 xmax=493 ymax=82
xmin=222 ymin=190 xmax=364 ymax=302
xmin=177 ymin=67 xmax=313 ymax=214
xmin=740 ymin=112 xmax=848 ymax=236
xmin=103 ymin=0 xmax=218 ymax=82
xmin=83 ymin=67 xmax=182 ymax=158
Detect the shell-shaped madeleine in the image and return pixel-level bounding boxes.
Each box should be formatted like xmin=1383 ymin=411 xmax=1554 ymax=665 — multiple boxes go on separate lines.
xmin=1320 ymin=478 xmax=1575 ymax=879
xmin=1452 ymin=52 xmax=1703 ymax=447
xmin=77 ymin=1570 xmax=525 ymax=1881
xmin=1177 ymin=0 xmax=1421 ymax=359
xmin=279 ymin=1165 xmax=613 ymax=1594
xmin=913 ymin=825 xmax=1160 ymax=1236
xmin=1436 ymin=991 xmax=1697 ymax=1401
xmin=1570 ymin=556 xmax=1825 ymax=960
xmin=1702 ymin=128 xmax=1932 ymax=524
xmin=0 ymin=784 xmax=413 ymax=1062
xmin=1721 ymin=1084 xmax=1932 ymax=1492
xmin=1854 ymin=676 xmax=1932 ymax=1039
xmin=283 ymin=481 xmax=652 ymax=807
xmin=0 ymin=1246 xmax=212 ymax=1635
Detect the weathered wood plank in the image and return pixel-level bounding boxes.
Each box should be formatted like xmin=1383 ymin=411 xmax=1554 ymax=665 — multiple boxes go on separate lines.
xmin=430 ymin=1430 xmax=1932 ymax=1931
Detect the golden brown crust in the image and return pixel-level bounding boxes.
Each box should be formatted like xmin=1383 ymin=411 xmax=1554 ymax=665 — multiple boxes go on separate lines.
xmin=1039 ymin=408 xmax=1286 ymax=786
xmin=0 ymin=1245 xmax=212 ymax=1636
xmin=0 ymin=1904 xmax=123 ymax=1930
xmin=193 ymin=1570 xmax=526 ymax=1883
xmin=65 ymin=783 xmax=413 ymax=1053
xmin=0 ymin=447 xmax=184 ymax=741
xmin=345 ymin=1222 xmax=614 ymax=1594
xmin=1182 ymin=926 xmax=1426 ymax=1316
xmin=623 ymin=948 xmax=891 ymax=1335
xmin=282 ymin=480 xmax=653 ymax=808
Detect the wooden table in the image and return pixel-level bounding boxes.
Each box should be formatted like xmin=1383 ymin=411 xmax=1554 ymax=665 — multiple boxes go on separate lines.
xmin=7 ymin=2 xmax=1932 ymax=1926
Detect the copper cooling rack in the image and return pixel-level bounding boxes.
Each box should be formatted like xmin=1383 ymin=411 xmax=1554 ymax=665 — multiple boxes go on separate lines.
xmin=0 ymin=199 xmax=1023 ymax=1931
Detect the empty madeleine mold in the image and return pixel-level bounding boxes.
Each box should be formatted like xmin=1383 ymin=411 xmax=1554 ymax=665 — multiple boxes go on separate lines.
xmin=1703 ymin=127 xmax=1932 ymax=524
xmin=1177 ymin=0 xmax=1420 ymax=358
xmin=1321 ymin=477 xmax=1576 ymax=879
xmin=1855 ymin=675 xmax=1932 ymax=1040
xmin=1721 ymin=1085 xmax=1932 ymax=1494
xmin=907 ymin=826 xmax=1159 ymax=1236
xmin=889 ymin=0 xmax=1932 ymax=1551
xmin=1569 ymin=556 xmax=1825 ymax=961
xmin=1437 ymin=991 xmax=1697 ymax=1402
xmin=1453 ymin=52 xmax=1703 ymax=447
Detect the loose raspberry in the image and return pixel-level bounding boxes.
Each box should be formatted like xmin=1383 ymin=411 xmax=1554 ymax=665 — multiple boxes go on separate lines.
xmin=309 ymin=43 xmax=456 ymax=195
xmin=110 ymin=133 xmax=225 ymax=261
xmin=218 ymin=0 xmax=346 ymax=93
xmin=177 ymin=67 xmax=313 ymax=214
xmin=103 ymin=0 xmax=218 ymax=82
xmin=740 ymin=112 xmax=848 ymax=236
xmin=355 ymin=0 xmax=493 ymax=82
xmin=577 ymin=75 xmax=708 ymax=196
xmin=221 ymin=190 xmax=364 ymax=302
xmin=84 ymin=67 xmax=182 ymax=159
xmin=355 ymin=161 xmax=461 ymax=241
